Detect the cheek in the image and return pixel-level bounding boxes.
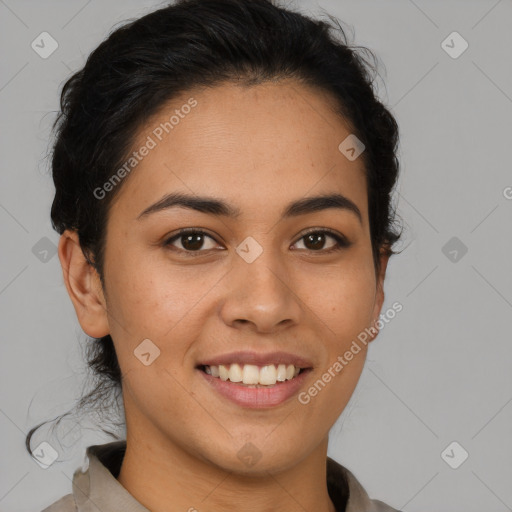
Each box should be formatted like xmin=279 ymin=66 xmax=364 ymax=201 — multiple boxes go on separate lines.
xmin=294 ymin=263 xmax=374 ymax=427
xmin=106 ymin=252 xmax=198 ymax=327
xmin=104 ymin=254 xmax=221 ymax=368
xmin=294 ymin=257 xmax=377 ymax=341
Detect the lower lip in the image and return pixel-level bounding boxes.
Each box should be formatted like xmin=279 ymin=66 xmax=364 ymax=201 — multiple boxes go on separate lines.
xmin=198 ymin=368 xmax=311 ymax=409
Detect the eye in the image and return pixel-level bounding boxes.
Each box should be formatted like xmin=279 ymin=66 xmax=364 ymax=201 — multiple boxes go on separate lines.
xmin=291 ymin=228 xmax=351 ymax=254
xmin=163 ymin=228 xmax=222 ymax=255
xmin=163 ymin=227 xmax=351 ymax=256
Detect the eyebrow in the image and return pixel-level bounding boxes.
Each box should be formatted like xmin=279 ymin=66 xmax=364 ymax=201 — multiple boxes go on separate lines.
xmin=137 ymin=191 xmax=362 ymax=224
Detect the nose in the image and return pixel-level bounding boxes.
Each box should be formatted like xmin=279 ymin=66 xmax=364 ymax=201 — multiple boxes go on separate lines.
xmin=219 ymin=249 xmax=302 ymax=334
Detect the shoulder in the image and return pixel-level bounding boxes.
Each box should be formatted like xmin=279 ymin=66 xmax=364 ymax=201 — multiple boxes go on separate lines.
xmin=40 ymin=493 xmax=77 ymax=512
xmin=368 ymin=499 xmax=403 ymax=512
xmin=343 ymin=467 xmax=402 ymax=511
xmin=327 ymin=457 xmax=402 ymax=512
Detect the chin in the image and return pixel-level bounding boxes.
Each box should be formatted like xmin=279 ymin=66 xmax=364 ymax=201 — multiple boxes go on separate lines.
xmin=202 ymin=442 xmax=308 ymax=476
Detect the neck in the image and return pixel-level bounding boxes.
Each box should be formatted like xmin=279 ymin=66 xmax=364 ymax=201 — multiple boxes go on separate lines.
xmin=117 ymin=427 xmax=337 ymax=512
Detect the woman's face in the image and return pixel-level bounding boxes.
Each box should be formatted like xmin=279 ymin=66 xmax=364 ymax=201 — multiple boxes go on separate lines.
xmin=77 ymin=81 xmax=388 ymax=473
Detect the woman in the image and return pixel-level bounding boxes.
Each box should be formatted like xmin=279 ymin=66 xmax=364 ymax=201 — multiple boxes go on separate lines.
xmin=28 ymin=0 xmax=403 ymax=510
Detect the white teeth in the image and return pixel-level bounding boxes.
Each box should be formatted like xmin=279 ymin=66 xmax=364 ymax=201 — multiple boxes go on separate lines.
xmin=219 ymin=365 xmax=229 ymax=381
xmin=242 ymin=364 xmax=260 ymax=385
xmin=276 ymin=364 xmax=287 ymax=381
xmin=228 ymin=363 xmax=243 ymax=383
xmin=204 ymin=363 xmax=303 ymax=386
xmin=259 ymin=364 xmax=277 ymax=385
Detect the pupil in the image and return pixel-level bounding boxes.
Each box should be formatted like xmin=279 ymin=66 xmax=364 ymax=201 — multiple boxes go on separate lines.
xmin=306 ymin=233 xmax=324 ymax=250
xmin=182 ymin=234 xmax=203 ymax=251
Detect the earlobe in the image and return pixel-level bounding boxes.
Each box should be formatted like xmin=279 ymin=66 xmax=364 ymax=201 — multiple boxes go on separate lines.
xmin=58 ymin=230 xmax=110 ymax=339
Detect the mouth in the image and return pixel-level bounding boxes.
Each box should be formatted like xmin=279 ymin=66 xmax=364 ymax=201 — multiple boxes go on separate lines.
xmin=198 ymin=363 xmax=309 ymax=387
xmin=196 ymin=359 xmax=313 ymax=408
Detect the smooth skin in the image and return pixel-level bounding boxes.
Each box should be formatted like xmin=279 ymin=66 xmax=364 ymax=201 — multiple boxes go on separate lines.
xmin=59 ymin=80 xmax=389 ymax=512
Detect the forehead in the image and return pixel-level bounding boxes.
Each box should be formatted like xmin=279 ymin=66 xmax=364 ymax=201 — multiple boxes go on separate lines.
xmin=110 ymin=80 xmax=368 ymax=225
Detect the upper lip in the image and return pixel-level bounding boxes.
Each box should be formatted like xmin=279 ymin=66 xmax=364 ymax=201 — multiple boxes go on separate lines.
xmin=197 ymin=350 xmax=314 ymax=369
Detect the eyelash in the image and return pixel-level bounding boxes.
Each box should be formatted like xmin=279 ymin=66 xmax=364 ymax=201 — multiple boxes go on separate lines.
xmin=163 ymin=227 xmax=351 ymax=257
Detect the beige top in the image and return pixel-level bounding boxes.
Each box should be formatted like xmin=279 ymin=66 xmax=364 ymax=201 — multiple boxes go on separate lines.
xmin=40 ymin=441 xmax=401 ymax=512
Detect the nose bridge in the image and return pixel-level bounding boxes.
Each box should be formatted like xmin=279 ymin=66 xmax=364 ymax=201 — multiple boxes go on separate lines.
xmin=236 ymin=235 xmax=288 ymax=301
xmin=220 ymin=236 xmax=301 ymax=332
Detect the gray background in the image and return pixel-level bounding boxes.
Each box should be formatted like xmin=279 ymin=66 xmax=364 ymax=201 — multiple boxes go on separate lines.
xmin=1 ymin=0 xmax=511 ymax=511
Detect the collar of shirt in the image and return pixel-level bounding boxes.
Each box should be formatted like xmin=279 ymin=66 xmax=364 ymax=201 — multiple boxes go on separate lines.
xmin=45 ymin=441 xmax=400 ymax=512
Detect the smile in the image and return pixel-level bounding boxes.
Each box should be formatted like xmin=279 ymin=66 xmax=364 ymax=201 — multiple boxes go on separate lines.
xmin=201 ymin=363 xmax=305 ymax=387
xmin=198 ymin=365 xmax=312 ymax=408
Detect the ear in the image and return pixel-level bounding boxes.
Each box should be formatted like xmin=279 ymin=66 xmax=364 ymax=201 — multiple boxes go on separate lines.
xmin=58 ymin=229 xmax=110 ymax=339
xmin=368 ymin=246 xmax=391 ymax=342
